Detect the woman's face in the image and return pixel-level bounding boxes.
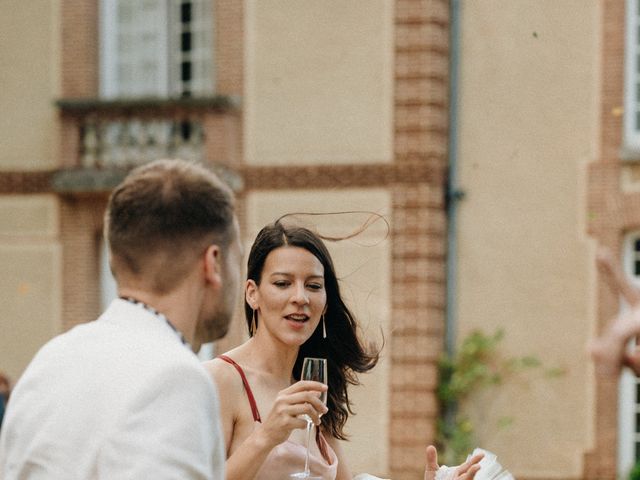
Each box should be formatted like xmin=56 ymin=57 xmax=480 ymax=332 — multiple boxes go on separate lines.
xmin=247 ymin=246 xmax=327 ymax=346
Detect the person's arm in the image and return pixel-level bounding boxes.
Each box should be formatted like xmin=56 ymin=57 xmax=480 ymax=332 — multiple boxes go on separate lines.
xmin=206 ymin=360 xmax=327 ymax=480
xmin=591 ymin=247 xmax=640 ymax=376
xmin=99 ymin=363 xmax=222 ymax=480
xmin=596 ymin=247 xmax=640 ymax=306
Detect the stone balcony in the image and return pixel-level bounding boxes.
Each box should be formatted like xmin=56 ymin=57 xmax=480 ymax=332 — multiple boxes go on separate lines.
xmin=54 ymin=96 xmax=243 ymax=193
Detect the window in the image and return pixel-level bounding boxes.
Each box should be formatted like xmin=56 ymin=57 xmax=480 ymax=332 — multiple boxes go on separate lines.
xmin=620 ymin=232 xmax=640 ymax=475
xmin=100 ymin=0 xmax=214 ymax=98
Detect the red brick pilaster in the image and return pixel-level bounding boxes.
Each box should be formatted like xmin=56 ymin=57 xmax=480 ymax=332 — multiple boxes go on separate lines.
xmin=584 ymin=1 xmax=630 ymax=479
xmin=389 ymin=0 xmax=450 ymax=478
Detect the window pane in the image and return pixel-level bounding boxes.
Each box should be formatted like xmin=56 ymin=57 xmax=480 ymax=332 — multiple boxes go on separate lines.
xmin=635 ymin=238 xmax=640 ymax=252
xmin=181 ymin=2 xmax=192 ymax=23
xmin=634 ymin=259 xmax=640 ymax=276
xmin=181 ymin=61 xmax=192 ymax=81
xmin=636 ymin=441 xmax=640 ymax=460
xmin=181 ymin=32 xmax=192 ymax=52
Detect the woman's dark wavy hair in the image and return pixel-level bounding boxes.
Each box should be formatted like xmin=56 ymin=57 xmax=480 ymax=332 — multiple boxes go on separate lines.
xmin=245 ymin=219 xmax=380 ymax=440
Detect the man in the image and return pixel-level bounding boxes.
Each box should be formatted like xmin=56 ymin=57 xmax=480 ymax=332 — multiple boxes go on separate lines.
xmin=0 ymin=159 xmax=242 ymax=479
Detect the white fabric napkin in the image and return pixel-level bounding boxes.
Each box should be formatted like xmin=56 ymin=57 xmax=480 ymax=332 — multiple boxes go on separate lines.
xmin=435 ymin=448 xmax=515 ymax=480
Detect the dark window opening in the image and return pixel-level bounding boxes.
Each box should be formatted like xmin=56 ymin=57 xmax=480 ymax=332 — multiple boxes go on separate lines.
xmin=181 ymin=32 xmax=192 ymax=52
xmin=181 ymin=2 xmax=192 ymax=23
xmin=181 ymin=62 xmax=192 ymax=82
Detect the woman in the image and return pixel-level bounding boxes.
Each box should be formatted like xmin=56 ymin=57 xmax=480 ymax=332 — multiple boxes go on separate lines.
xmin=204 ymin=219 xmax=482 ymax=480
xmin=204 ymin=218 xmax=379 ymax=479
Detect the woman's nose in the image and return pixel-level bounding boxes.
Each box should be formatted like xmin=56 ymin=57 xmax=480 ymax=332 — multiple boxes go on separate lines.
xmin=291 ymin=283 xmax=309 ymax=304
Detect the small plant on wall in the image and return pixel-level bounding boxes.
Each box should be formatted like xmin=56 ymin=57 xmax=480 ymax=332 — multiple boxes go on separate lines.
xmin=436 ymin=328 xmax=564 ymax=464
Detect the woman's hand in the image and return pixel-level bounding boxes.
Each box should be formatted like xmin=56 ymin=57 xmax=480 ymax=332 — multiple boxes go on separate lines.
xmin=256 ymin=380 xmax=328 ymax=448
xmin=423 ymin=445 xmax=483 ymax=480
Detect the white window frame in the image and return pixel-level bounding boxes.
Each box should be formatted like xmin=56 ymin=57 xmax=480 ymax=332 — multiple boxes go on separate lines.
xmin=619 ymin=232 xmax=640 ymax=476
xmin=99 ymin=0 xmax=214 ymax=99
xmin=625 ymin=0 xmax=640 ymax=156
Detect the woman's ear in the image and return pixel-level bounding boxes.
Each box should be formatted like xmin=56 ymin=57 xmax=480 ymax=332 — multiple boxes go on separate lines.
xmin=245 ymin=279 xmax=258 ymax=309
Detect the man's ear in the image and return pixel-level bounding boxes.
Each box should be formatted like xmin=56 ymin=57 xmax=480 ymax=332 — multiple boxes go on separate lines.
xmin=203 ymin=244 xmax=222 ymax=289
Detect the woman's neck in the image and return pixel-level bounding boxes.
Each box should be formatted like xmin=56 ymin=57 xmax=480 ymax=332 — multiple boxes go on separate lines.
xmin=243 ymin=335 xmax=299 ymax=381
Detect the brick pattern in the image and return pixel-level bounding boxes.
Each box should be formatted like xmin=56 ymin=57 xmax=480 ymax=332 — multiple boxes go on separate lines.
xmin=61 ymin=0 xmax=99 ymax=98
xmin=389 ymin=0 xmax=450 ymax=477
xmin=215 ymin=0 xmax=244 ymax=97
xmin=0 ymin=171 xmax=53 ymax=193
xmin=395 ymin=0 xmax=449 ymax=166
xmin=240 ymin=162 xmax=443 ymax=190
xmin=60 ymin=195 xmax=107 ymax=331
xmin=584 ymin=1 xmax=628 ymax=479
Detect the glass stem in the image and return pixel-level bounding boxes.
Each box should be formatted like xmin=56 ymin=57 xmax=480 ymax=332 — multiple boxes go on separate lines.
xmin=303 ymin=419 xmax=313 ymax=476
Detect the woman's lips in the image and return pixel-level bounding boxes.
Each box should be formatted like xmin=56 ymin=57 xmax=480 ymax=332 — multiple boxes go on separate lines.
xmin=285 ymin=314 xmax=309 ymax=329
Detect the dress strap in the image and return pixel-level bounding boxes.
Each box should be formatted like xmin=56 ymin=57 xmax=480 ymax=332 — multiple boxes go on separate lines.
xmin=217 ymin=355 xmax=262 ymax=422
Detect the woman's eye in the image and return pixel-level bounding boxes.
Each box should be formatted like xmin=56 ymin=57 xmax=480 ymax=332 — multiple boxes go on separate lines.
xmin=274 ymin=281 xmax=289 ymax=288
xmin=307 ymin=283 xmax=323 ymax=290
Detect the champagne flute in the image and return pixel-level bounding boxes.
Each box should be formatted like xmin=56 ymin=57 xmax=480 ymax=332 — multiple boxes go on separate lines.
xmin=290 ymin=357 xmax=328 ymax=479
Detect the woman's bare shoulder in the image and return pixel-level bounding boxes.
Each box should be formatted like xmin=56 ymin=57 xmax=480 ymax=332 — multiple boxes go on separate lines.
xmin=202 ymin=349 xmax=247 ymax=392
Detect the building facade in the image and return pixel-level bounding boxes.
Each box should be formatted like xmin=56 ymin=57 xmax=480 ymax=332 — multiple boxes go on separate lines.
xmin=1 ymin=0 xmax=633 ymax=479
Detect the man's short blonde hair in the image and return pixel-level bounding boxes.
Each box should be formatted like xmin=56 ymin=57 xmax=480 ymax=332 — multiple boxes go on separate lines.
xmin=104 ymin=159 xmax=235 ymax=294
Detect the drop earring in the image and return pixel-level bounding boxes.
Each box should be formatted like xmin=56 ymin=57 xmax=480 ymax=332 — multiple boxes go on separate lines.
xmin=250 ymin=309 xmax=257 ymax=336
xmin=322 ymin=313 xmax=327 ymax=339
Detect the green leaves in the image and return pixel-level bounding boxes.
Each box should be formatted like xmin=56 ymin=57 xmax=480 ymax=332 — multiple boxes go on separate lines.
xmin=436 ymin=328 xmax=562 ymax=463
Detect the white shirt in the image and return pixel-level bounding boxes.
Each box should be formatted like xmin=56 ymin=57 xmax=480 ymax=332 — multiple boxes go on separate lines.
xmin=0 ymin=299 xmax=225 ymax=479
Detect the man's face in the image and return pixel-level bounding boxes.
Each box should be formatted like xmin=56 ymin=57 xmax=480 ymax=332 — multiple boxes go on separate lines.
xmin=196 ymin=218 xmax=243 ymax=344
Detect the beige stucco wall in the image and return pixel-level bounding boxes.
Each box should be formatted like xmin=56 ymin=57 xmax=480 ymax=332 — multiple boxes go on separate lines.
xmin=0 ymin=0 xmax=60 ymax=170
xmin=245 ymin=189 xmax=391 ymax=476
xmin=455 ymin=1 xmax=600 ymax=478
xmin=0 ymin=195 xmax=61 ymax=381
xmin=244 ymin=0 xmax=393 ymax=166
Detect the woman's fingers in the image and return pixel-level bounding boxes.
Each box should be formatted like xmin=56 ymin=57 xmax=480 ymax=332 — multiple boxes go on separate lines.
xmin=452 ymin=452 xmax=483 ymax=479
xmin=267 ymin=387 xmax=328 ymax=431
xmin=278 ymin=391 xmax=327 ymax=424
xmin=461 ymin=464 xmax=481 ymax=479
xmin=284 ymin=380 xmax=327 ymax=394
xmin=423 ymin=445 xmax=439 ymax=480
xmin=283 ymin=402 xmax=325 ymax=426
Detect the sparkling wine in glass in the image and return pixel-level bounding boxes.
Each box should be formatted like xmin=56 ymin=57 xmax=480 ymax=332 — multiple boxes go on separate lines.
xmin=290 ymin=357 xmax=328 ymax=479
